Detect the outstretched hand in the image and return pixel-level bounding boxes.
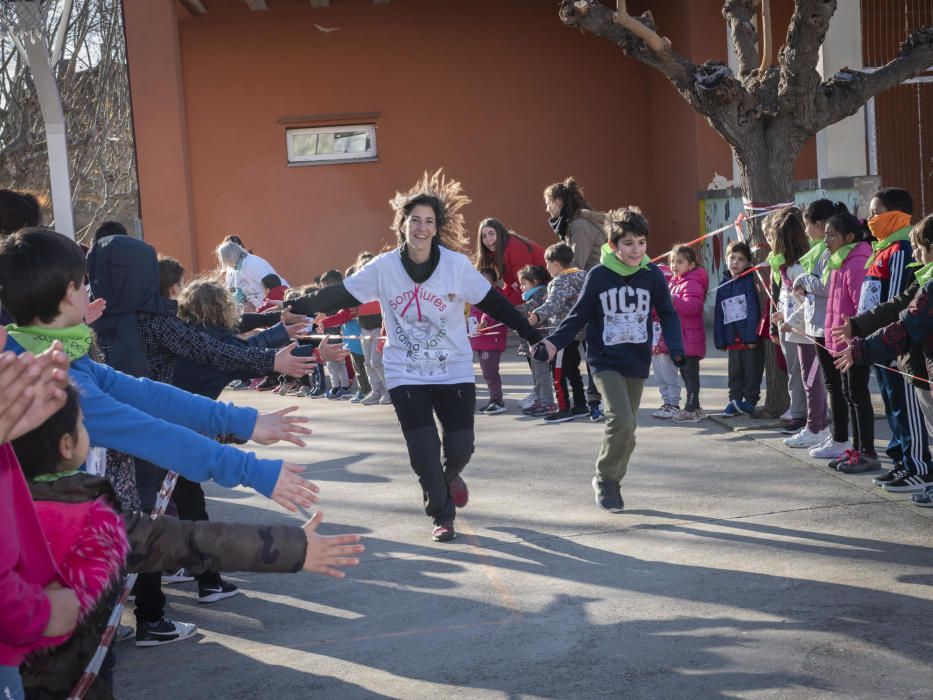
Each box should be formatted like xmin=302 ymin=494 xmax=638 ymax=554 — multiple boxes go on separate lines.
xmin=274 ymin=342 xmax=319 ymax=378
xmin=252 ymin=405 xmax=312 ymax=447
xmin=535 ymin=339 xmax=557 ymax=362
xmin=301 ymin=510 xmax=365 ymax=578
xmin=830 ymin=315 xmax=853 ymax=344
xmin=85 ymin=297 xmax=107 ymax=325
xmin=0 ymin=333 xmax=70 ymax=443
xmin=317 ymin=337 xmax=350 ymax=363
xmin=834 ymin=345 xmax=856 ymax=373
xmin=272 ymin=462 xmax=320 ymax=512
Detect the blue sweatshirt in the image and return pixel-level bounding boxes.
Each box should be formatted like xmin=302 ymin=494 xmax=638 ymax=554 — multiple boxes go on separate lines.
xmin=4 ymin=336 xmax=281 ymax=498
xmin=546 ymin=263 xmax=684 ymax=378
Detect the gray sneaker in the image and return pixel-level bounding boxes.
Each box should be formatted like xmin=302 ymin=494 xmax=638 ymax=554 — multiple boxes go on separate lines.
xmin=592 ymin=476 xmax=624 ymax=513
xmin=836 ymin=451 xmax=882 ymax=474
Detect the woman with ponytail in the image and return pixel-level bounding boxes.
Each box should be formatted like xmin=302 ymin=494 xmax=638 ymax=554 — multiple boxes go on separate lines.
xmin=544 ymin=177 xmax=604 ymax=271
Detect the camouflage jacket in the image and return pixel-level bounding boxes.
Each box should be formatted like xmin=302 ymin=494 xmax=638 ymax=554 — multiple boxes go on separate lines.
xmin=533 ymin=269 xmax=587 ymax=341
xmin=22 ymin=473 xmax=307 ymax=700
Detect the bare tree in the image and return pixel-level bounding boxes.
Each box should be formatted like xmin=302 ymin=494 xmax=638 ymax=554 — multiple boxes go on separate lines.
xmin=560 ymin=0 xmax=933 ymax=416
xmin=0 ymin=0 xmax=138 ymax=242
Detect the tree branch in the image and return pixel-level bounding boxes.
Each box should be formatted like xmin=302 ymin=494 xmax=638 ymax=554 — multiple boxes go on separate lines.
xmin=813 ymin=26 xmax=933 ymax=131
xmin=561 ymin=0 xmax=755 ymax=145
xmin=50 ymin=0 xmax=74 ymax=67
xmin=722 ymin=0 xmax=759 ymax=81
xmin=778 ymin=0 xmax=837 ymax=103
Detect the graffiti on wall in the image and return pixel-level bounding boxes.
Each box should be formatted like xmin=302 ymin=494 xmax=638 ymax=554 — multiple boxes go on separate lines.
xmin=697 ymin=188 xmax=864 ymax=315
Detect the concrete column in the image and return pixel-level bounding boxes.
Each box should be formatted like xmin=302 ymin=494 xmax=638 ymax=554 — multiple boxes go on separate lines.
xmin=816 ymin=2 xmax=867 ymax=179
xmin=122 ymin=0 xmax=198 ymax=268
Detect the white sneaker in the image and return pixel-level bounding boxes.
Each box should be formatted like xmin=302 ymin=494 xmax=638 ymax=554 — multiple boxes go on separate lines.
xmin=779 ymin=409 xmax=793 ymax=421
xmin=783 ymin=427 xmax=829 ymax=449
xmin=808 ymin=437 xmax=851 ymax=459
xmin=518 ymin=391 xmax=536 ymax=410
xmin=652 ymin=405 xmax=677 ymax=419
xmin=378 ymin=393 xmax=392 ymax=405
xmin=360 ymin=392 xmax=381 ymax=405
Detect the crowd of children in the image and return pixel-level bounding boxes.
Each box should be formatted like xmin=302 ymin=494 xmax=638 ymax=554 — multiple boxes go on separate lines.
xmin=3 ymin=175 xmax=933 ymax=697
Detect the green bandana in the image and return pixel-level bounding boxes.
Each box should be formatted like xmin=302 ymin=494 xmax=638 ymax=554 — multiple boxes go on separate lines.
xmin=6 ymin=323 xmax=92 ymax=361
xmin=766 ymin=252 xmax=785 ymax=285
xmin=822 ymin=243 xmax=858 ymax=285
xmin=600 ymin=244 xmax=650 ymax=277
xmin=32 ymin=468 xmax=83 ymax=483
xmin=866 ymin=226 xmax=911 ymax=269
xmin=912 ymin=261 xmax=933 ymax=287
xmin=799 ymin=240 xmax=827 ymax=275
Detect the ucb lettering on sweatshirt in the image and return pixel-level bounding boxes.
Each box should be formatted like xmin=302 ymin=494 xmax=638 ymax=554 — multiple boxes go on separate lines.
xmin=546 ymin=263 xmax=684 ymax=378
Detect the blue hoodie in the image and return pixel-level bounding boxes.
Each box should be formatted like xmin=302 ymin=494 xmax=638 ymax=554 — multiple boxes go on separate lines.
xmin=4 ymin=336 xmax=281 ymax=498
xmin=713 ymin=270 xmax=760 ymax=349
xmin=546 ymin=263 xmax=684 ymax=378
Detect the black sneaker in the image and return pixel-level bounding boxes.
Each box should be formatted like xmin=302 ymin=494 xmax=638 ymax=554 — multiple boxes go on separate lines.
xmin=544 ymin=409 xmax=575 ymax=424
xmin=570 ymin=405 xmax=590 ymax=418
xmin=432 ymin=520 xmax=456 ymax=542
xmin=198 ymin=579 xmax=240 ymax=604
xmin=836 ymin=451 xmax=881 ymax=474
xmin=872 ymin=465 xmax=905 ymax=486
xmin=161 ymin=568 xmax=194 ymax=584
xmin=135 ymin=617 xmax=197 ymax=647
xmin=255 ymin=376 xmax=279 ymax=392
xmin=592 ymin=476 xmax=624 ymax=513
xmin=883 ymin=472 xmax=933 ymax=493
xmin=483 ymin=401 xmax=506 ymax=415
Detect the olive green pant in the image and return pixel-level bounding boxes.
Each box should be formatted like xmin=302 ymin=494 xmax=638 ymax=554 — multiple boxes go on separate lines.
xmin=592 ymin=370 xmax=645 ymax=483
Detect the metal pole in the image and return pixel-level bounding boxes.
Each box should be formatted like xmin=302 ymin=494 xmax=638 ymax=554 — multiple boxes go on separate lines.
xmin=14 ymin=1 xmax=75 ymax=238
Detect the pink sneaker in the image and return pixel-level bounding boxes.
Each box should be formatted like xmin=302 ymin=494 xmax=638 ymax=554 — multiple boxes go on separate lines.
xmin=432 ymin=520 xmax=456 ymax=542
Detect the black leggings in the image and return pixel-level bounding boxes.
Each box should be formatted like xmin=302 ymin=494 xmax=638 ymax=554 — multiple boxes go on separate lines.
xmin=679 ymin=356 xmax=702 ymax=412
xmin=816 ymin=341 xmax=848 ymax=443
xmin=388 ymin=383 xmax=475 ymax=523
xmin=842 ymin=364 xmax=874 ymax=452
xmin=172 ymin=476 xmax=220 ymax=586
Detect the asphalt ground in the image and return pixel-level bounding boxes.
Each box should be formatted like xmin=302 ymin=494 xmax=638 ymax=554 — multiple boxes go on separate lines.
xmin=115 ymin=343 xmax=933 ymax=699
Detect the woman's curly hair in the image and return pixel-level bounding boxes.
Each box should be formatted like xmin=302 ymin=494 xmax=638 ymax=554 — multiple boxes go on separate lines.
xmin=390 ymin=169 xmax=471 ymax=252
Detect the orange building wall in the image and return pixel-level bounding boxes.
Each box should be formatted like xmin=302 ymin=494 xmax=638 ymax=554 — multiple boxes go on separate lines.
xmin=125 ymin=0 xmax=820 ymax=281
xmin=172 ymin=0 xmax=660 ymax=281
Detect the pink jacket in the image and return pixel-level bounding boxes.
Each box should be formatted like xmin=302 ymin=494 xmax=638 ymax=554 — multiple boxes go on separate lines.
xmin=0 ymin=444 xmax=67 ymax=666
xmin=468 ymin=297 xmax=507 ymax=352
xmin=670 ymin=266 xmax=709 ymax=359
xmin=825 ymin=241 xmax=871 ymax=352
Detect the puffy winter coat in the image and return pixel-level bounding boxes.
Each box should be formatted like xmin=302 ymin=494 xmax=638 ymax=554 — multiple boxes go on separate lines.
xmin=713 ymin=270 xmax=760 ymax=350
xmin=21 ymin=473 xmax=308 ymax=700
xmin=825 ymin=241 xmax=871 ymax=352
xmin=670 ymin=266 xmax=709 ymax=359
xmin=533 ymin=269 xmax=587 ymax=341
xmin=468 ymin=298 xmax=507 ymax=353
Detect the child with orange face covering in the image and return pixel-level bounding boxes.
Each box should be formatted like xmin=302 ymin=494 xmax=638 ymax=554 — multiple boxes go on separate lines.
xmin=855 ymin=187 xmax=932 ymax=489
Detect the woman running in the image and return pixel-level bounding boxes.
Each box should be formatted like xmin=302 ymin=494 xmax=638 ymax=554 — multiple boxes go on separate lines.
xmin=289 ymin=171 xmax=542 ymax=542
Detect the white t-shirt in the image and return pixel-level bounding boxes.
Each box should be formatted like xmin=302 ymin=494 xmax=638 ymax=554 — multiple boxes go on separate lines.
xmin=232 ymin=254 xmax=288 ymax=307
xmin=344 ymin=247 xmax=491 ymax=389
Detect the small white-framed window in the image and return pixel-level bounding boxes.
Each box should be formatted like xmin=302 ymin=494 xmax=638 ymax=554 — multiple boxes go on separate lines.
xmin=286 ymin=124 xmax=377 ymax=164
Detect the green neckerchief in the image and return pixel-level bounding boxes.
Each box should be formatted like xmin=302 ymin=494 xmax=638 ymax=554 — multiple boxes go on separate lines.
xmin=822 ymin=243 xmax=858 ymax=284
xmin=799 ymin=240 xmax=827 ymax=275
xmin=766 ymin=251 xmax=785 ymax=285
xmin=600 ymin=244 xmax=650 ymax=277
xmin=32 ymin=468 xmax=83 ymax=483
xmin=866 ymin=226 xmax=911 ymax=269
xmin=911 ymin=261 xmax=933 ymax=287
xmin=6 ymin=323 xmax=91 ymax=361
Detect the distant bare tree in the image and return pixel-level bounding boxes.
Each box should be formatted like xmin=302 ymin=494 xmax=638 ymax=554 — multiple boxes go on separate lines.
xmin=0 ymin=0 xmax=137 ymax=242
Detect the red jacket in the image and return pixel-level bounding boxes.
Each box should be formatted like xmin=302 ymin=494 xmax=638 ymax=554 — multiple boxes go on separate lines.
xmin=0 ymin=444 xmax=67 ymax=666
xmin=468 ymin=291 xmax=508 ymax=352
xmin=256 ymin=285 xmax=288 ymax=313
xmin=500 ymin=236 xmax=545 ymax=305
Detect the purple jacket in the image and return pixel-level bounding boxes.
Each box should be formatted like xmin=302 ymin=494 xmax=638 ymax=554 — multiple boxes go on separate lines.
xmin=825 ymin=241 xmax=871 ymax=352
xmin=670 ymin=266 xmax=709 ymax=359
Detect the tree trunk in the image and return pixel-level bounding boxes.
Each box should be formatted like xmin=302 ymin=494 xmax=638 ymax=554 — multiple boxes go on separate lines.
xmin=733 ymin=131 xmax=801 ymax=418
